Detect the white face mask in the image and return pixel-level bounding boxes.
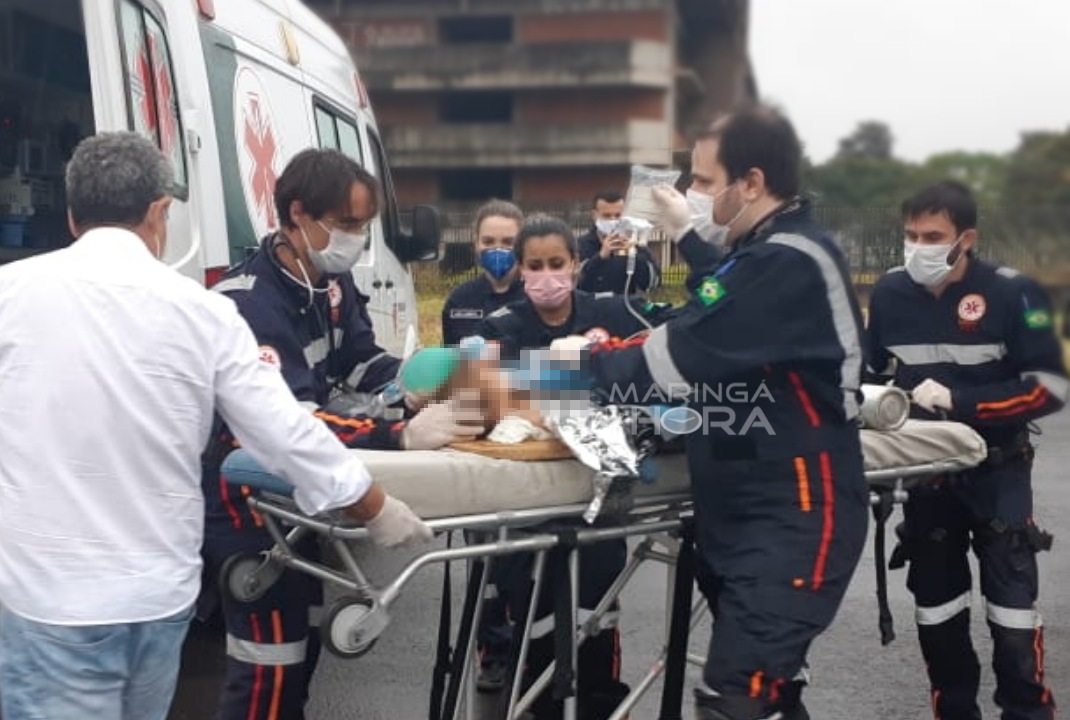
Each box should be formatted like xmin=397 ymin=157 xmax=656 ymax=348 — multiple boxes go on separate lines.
xmin=903 ymin=238 xmax=962 ymax=287
xmin=594 ymin=218 xmax=619 ymax=236
xmin=685 ymin=189 xmax=719 ymax=243
xmin=307 ymin=221 xmax=367 ymax=274
xmin=687 ymin=185 xmax=747 ymax=245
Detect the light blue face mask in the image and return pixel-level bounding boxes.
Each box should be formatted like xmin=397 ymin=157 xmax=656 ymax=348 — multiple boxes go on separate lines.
xmin=480 ymin=247 xmax=516 ymax=281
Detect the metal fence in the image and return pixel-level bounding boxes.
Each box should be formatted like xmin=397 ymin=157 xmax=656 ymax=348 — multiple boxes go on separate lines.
xmin=411 ymin=204 xmax=1070 ymax=295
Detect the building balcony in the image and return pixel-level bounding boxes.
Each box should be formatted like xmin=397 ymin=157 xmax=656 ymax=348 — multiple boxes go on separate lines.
xmin=381 ymin=120 xmax=672 ymax=168
xmin=359 ymin=40 xmax=671 ymax=91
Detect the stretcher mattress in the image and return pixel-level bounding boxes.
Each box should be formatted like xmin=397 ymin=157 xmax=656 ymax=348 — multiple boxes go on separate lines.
xmin=224 ymin=420 xmax=986 ymax=521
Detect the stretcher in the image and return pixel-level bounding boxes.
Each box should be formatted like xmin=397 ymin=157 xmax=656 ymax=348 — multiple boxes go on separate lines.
xmin=219 ymin=419 xmax=987 ymax=720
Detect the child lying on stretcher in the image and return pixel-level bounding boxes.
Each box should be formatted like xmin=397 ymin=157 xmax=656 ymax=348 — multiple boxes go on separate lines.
xmin=400 ymin=341 xmax=589 ymax=444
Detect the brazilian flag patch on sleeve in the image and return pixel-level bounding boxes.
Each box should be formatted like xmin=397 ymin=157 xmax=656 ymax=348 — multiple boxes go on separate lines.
xmin=697 ymin=277 xmax=726 ymax=307
xmin=1023 ymin=308 xmax=1053 ymax=329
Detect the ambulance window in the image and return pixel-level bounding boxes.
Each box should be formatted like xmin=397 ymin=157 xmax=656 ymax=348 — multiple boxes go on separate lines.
xmin=118 ymin=1 xmax=188 ymax=197
xmin=315 ymin=107 xmax=337 ymax=148
xmin=314 ymin=104 xmax=363 ymax=165
xmin=337 ymin=123 xmax=362 ymax=163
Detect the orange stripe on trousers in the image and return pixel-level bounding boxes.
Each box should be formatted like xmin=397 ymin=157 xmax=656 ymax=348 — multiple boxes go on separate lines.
xmin=811 ymin=452 xmax=835 ymax=590
xmin=794 ymin=457 xmax=812 ymax=512
xmin=268 ymin=610 xmax=285 ymax=720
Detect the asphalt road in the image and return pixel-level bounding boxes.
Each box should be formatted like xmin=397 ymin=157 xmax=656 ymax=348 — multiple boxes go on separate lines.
xmin=172 ymin=411 xmax=1070 ymax=719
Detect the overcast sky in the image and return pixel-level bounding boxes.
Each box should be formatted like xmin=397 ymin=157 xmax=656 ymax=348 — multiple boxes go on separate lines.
xmin=749 ymin=0 xmax=1070 ymax=163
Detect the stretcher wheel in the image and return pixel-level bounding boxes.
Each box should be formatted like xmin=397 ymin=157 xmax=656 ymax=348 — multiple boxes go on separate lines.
xmin=322 ymin=597 xmax=383 ymax=659
xmin=220 ymin=552 xmax=281 ymax=604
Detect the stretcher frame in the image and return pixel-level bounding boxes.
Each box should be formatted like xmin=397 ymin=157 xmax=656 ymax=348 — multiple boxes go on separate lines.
xmin=221 ymin=457 xmax=968 ymax=720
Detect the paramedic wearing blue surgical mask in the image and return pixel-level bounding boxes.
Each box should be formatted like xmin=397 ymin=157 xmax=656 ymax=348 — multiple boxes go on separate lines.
xmin=195 ymin=149 xmax=481 ymax=720
xmin=441 ymin=199 xmax=526 ymax=346
xmin=557 ymin=106 xmax=870 ymax=720
xmin=867 ymin=181 xmax=1066 ymax=720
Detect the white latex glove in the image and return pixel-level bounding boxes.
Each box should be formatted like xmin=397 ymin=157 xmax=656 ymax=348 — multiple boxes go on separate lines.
xmin=365 ymin=495 xmax=433 ymax=548
xmin=651 ymin=184 xmax=692 ymax=242
xmin=911 ymin=379 xmax=953 ymax=413
xmin=400 ymin=399 xmax=484 ymax=450
xmin=549 ymin=335 xmax=592 ymax=363
xmin=403 ymin=391 xmax=430 ymax=412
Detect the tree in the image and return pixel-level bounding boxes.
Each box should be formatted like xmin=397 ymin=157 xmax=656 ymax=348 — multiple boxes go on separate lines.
xmin=836 ymin=121 xmax=895 ymax=161
xmin=1003 ymin=127 xmax=1070 ymax=207
xmin=918 ymin=151 xmax=1009 ymax=207
xmin=809 ymin=157 xmax=920 ymax=208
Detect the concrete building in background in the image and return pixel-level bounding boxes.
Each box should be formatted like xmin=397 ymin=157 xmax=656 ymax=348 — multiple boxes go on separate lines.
xmin=305 ymin=0 xmax=756 ymax=207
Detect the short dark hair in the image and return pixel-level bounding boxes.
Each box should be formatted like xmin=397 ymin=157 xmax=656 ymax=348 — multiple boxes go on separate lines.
xmin=274 ymin=148 xmax=382 ymax=229
xmin=514 ymin=214 xmax=577 ymax=262
xmin=473 ymin=199 xmax=523 ymax=237
xmin=591 ymin=190 xmax=624 ymax=208
xmin=699 ymin=105 xmax=802 ymax=199
xmin=900 ymin=181 xmax=977 ymax=234
xmin=66 ymin=132 xmax=173 ymax=229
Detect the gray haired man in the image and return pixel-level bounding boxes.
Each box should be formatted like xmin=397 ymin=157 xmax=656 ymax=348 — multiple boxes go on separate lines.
xmin=0 ymin=132 xmax=431 ymax=720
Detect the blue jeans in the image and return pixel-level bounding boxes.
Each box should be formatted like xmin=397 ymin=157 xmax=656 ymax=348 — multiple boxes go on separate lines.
xmin=0 ymin=604 xmax=193 ymax=720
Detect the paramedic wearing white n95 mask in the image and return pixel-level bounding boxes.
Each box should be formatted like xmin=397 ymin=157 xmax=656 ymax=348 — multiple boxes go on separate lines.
xmin=199 ymin=148 xmax=480 ymax=720
xmin=867 ymin=181 xmax=1066 ymax=720
xmin=0 ymin=132 xmax=430 ymax=720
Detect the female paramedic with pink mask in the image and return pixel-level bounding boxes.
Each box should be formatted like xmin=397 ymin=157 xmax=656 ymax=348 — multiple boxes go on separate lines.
xmin=479 ymin=214 xmax=672 ymax=720
xmin=481 ymin=214 xmax=671 ymax=360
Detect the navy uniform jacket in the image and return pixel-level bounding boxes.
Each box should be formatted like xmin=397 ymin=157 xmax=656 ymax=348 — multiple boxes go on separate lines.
xmin=577 ymin=227 xmax=660 ymax=294
xmin=587 ymin=198 xmax=866 ymax=462
xmin=441 ymin=274 xmax=524 ymax=346
xmin=675 ymin=229 xmax=724 ymax=291
xmin=480 ymin=289 xmax=673 ymax=360
xmin=866 ymin=259 xmax=1068 ymax=448
xmin=210 ymin=235 xmax=404 ymax=452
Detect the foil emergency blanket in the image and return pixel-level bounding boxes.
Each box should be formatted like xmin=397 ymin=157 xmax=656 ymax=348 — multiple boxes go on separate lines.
xmin=549 ymin=405 xmax=641 ymax=523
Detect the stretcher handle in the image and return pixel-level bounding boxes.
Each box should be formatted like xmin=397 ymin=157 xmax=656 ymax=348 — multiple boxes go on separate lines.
xmin=220 ymin=450 xmax=294 ymax=497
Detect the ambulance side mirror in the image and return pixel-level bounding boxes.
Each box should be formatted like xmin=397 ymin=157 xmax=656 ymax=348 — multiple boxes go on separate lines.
xmin=398 ymin=204 xmax=441 ymax=263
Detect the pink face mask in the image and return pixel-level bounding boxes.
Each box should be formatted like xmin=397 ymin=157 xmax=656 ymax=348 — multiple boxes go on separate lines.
xmin=523 ymin=269 xmax=573 ymax=309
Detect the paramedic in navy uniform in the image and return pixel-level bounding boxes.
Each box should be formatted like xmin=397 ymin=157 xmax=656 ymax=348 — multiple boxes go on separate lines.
xmin=867 ymin=181 xmax=1067 ymax=720
xmin=554 ymin=105 xmax=869 ymax=720
xmin=201 ymin=148 xmax=482 ymax=720
xmin=441 ymin=199 xmax=525 ymax=346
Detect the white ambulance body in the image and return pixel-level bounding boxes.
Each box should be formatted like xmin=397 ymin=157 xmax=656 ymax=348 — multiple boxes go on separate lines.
xmin=0 ymin=0 xmax=438 ymax=354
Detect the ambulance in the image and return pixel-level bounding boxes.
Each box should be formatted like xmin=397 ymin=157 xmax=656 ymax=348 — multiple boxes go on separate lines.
xmin=0 ymin=0 xmax=439 ymax=353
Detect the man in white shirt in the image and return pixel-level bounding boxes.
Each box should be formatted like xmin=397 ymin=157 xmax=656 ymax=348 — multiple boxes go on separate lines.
xmin=0 ymin=131 xmax=432 ymax=720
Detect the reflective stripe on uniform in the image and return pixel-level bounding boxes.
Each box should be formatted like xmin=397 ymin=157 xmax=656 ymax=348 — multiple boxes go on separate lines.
xmin=212 ymin=275 xmax=257 ymax=294
xmin=986 ymin=602 xmax=1043 ymax=630
xmin=1023 ymin=371 xmax=1070 ymax=403
xmin=915 ymin=591 xmax=970 ymax=626
xmin=344 ymin=350 xmax=391 ymax=391
xmin=641 ymin=325 xmax=689 ymax=400
xmin=304 ymin=337 xmax=329 ymax=367
xmin=529 ymin=609 xmax=621 ymax=640
xmin=769 ymin=234 xmax=862 ymax=421
xmin=226 ymin=634 xmax=307 ymax=666
xmin=889 ymin=343 xmax=1008 ymax=366
xmin=303 ymin=330 xmax=347 ymax=368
